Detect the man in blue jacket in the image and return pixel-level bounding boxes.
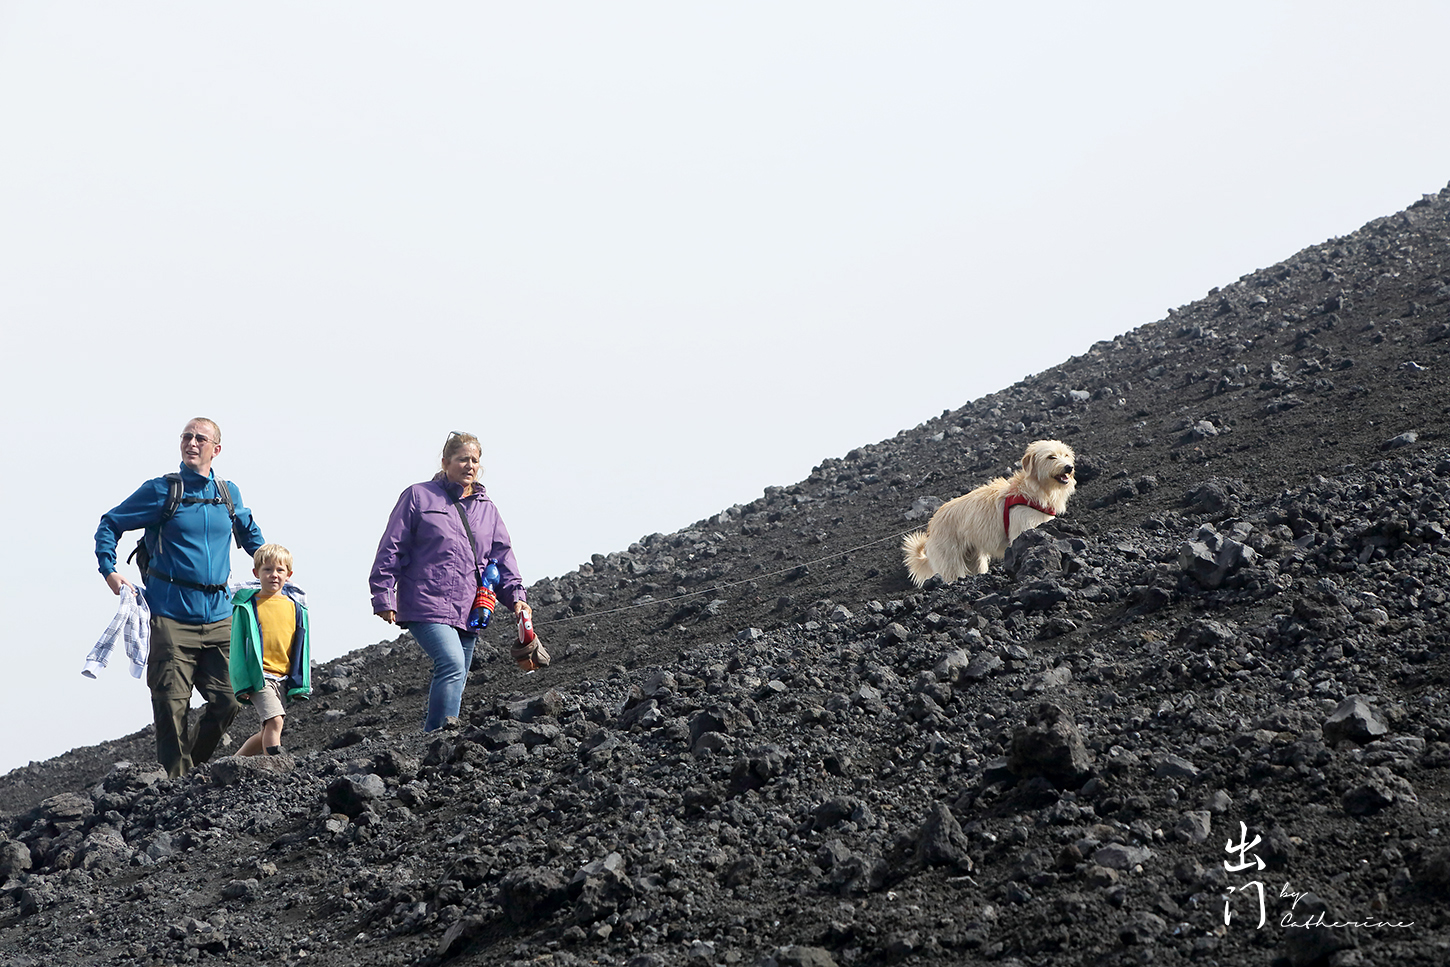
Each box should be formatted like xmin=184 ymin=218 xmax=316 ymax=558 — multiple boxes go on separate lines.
xmin=95 ymin=417 xmax=266 ymax=777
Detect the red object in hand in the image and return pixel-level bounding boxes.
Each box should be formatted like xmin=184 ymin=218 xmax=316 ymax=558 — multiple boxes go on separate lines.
xmin=512 ymin=612 xmax=549 ymax=671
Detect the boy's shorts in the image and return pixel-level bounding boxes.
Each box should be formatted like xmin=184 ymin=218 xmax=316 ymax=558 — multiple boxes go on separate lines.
xmin=250 ymin=679 xmax=287 ymax=721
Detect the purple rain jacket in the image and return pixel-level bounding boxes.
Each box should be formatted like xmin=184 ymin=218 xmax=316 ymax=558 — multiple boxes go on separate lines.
xmin=369 ymin=473 xmax=527 ymax=628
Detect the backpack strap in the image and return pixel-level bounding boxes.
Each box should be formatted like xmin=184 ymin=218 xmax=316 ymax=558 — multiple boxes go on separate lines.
xmin=175 ymin=476 xmax=245 ymax=548
xmin=146 ymin=567 xmax=229 ymax=595
xmin=132 ymin=475 xmax=246 ymax=578
xmin=212 ymin=477 xmax=245 ymax=548
xmin=127 ymin=474 xmax=185 ymax=576
xmin=160 ymin=473 xmax=185 ymax=523
xmin=449 ymin=492 xmax=487 ymax=588
xmin=212 ymin=477 xmax=237 ymax=518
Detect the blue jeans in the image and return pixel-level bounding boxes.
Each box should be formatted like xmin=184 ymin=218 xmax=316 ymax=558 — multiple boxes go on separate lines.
xmin=404 ymin=622 xmax=477 ymax=731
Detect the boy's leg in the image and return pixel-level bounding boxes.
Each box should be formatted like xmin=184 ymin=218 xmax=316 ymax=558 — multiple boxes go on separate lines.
xmin=239 ymin=682 xmax=286 ymax=756
xmin=148 ymin=617 xmax=201 ymax=778
xmin=188 ymin=618 xmax=240 ymax=766
xmin=261 ymin=714 xmax=284 ymax=751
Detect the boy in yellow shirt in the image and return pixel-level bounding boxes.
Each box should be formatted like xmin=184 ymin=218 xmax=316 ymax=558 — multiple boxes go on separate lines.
xmin=229 ymin=544 xmax=310 ymax=756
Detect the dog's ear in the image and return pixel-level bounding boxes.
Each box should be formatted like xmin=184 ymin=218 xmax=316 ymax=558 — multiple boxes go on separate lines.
xmin=1022 ymin=449 xmax=1035 ymax=474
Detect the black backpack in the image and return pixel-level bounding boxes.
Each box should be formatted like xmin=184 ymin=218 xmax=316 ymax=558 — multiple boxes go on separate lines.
xmin=126 ymin=473 xmax=245 ymax=590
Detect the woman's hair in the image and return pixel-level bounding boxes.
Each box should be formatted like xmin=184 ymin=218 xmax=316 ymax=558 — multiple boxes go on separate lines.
xmin=442 ymin=431 xmax=481 ymax=463
xmin=253 ymin=543 xmax=293 ymax=573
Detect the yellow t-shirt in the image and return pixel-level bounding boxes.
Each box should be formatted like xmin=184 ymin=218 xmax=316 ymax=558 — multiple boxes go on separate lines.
xmin=255 ymin=593 xmax=297 ymax=678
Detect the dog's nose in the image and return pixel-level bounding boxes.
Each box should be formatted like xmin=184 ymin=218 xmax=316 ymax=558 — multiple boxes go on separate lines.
xmin=1063 ymin=465 xmax=1074 ymax=474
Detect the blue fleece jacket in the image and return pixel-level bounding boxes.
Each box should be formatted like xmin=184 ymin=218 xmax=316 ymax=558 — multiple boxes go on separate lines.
xmin=95 ymin=464 xmax=265 ymax=623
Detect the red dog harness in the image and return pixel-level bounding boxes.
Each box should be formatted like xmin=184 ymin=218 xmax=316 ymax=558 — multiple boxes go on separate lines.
xmin=1004 ymin=494 xmax=1056 ymax=537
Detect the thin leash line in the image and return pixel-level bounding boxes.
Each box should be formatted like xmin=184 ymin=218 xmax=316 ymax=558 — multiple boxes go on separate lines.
xmin=545 ymin=529 xmax=917 ymax=626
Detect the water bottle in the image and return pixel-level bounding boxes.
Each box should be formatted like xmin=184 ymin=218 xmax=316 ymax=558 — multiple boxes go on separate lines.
xmin=466 ymin=560 xmax=503 ymax=630
xmin=467 ymin=586 xmax=497 ymax=630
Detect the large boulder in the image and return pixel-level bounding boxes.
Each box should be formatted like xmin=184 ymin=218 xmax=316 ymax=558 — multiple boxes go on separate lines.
xmin=1009 ymin=702 xmax=1095 ymax=788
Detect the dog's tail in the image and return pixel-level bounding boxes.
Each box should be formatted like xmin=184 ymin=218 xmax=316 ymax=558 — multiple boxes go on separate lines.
xmin=901 ymin=530 xmax=934 ymax=588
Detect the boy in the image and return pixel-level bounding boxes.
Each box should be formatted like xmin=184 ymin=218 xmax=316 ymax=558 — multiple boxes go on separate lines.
xmin=229 ymin=544 xmax=310 ymax=756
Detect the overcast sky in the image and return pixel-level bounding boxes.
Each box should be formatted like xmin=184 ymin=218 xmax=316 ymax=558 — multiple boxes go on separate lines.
xmin=3 ymin=2 xmax=1448 ymax=776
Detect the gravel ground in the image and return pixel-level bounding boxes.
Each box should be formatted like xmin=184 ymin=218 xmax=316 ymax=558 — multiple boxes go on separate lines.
xmin=3 ymin=186 xmax=1450 ymax=967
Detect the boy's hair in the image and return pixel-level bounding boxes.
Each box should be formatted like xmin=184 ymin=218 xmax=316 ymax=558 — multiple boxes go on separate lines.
xmin=253 ymin=543 xmax=293 ymax=573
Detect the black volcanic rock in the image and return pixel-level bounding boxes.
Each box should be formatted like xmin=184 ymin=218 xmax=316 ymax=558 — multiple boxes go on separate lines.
xmin=1008 ymin=702 xmax=1095 ymax=787
xmin=1322 ymin=694 xmax=1391 ymax=745
xmin=5 ymin=186 xmax=1450 ymax=965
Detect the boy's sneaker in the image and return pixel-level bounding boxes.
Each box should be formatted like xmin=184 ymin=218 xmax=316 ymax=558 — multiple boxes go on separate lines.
xmin=265 ymin=745 xmax=283 ymax=756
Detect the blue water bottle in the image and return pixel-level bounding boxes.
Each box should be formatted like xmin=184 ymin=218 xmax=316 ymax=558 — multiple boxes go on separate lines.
xmin=466 ymin=560 xmax=502 ymax=630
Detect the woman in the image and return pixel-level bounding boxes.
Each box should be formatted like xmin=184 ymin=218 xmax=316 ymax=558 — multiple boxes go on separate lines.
xmin=369 ymin=432 xmax=539 ymax=731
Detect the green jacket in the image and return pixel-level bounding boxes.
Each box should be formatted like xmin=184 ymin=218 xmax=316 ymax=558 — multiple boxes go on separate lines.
xmin=229 ymin=585 xmax=311 ymax=703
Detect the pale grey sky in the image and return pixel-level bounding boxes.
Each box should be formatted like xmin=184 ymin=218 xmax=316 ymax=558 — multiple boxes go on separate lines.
xmin=3 ymin=2 xmax=1448 ymax=774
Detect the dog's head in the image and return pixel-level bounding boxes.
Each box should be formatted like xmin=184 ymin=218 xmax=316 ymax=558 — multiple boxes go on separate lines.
xmin=1021 ymin=439 xmax=1077 ymax=492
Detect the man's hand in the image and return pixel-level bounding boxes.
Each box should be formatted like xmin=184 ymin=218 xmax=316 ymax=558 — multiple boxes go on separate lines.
xmin=105 ymin=572 xmax=133 ymax=596
xmin=513 ymin=601 xmax=533 ymax=621
xmin=376 ymin=610 xmax=397 ymax=624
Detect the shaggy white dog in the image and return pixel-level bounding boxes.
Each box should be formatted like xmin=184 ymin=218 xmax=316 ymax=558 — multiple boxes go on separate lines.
xmin=902 ymin=439 xmax=1077 ymax=586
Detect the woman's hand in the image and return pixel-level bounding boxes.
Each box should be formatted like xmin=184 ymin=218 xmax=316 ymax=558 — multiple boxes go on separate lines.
xmin=376 ymin=610 xmax=396 ymax=624
xmin=511 ymin=601 xmax=546 ymax=671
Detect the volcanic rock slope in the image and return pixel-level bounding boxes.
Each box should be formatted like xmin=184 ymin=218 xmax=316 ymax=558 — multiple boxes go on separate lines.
xmin=5 ymin=187 xmax=1450 ymax=967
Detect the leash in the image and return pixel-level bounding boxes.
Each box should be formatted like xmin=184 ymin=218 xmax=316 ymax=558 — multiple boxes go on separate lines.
xmin=541 ymin=493 xmax=1066 ymax=629
xmin=545 ymin=530 xmax=914 ymax=626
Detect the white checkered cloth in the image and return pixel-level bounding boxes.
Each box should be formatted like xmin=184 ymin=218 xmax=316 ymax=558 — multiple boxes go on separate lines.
xmin=83 ymin=584 xmax=150 ymax=679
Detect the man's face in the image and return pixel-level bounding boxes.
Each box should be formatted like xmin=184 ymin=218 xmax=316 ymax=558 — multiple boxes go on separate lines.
xmin=254 ymin=560 xmax=291 ymax=595
xmin=180 ymin=420 xmax=221 ymax=474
